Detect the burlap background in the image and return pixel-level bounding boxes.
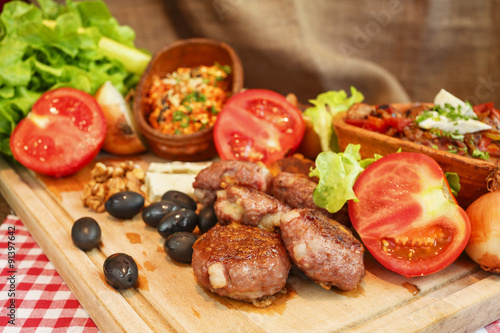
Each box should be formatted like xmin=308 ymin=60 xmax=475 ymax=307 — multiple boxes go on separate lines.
xmin=106 ymin=0 xmax=499 ymax=105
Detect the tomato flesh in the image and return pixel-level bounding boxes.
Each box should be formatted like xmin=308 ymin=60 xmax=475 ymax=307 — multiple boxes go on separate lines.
xmin=213 ymin=89 xmax=305 ymax=164
xmin=380 ymin=224 xmax=452 ymax=261
xmin=10 ymin=88 xmax=106 ymax=177
xmin=349 ymin=152 xmax=470 ymax=278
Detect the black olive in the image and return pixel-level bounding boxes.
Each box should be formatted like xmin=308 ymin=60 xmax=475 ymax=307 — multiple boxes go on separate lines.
xmin=198 ymin=205 xmax=218 ymax=233
xmin=157 ymin=208 xmax=198 ymax=238
xmin=103 ymin=253 xmax=139 ymax=289
xmin=105 ymin=191 xmax=144 ymax=220
xmin=161 ymin=190 xmax=197 ymax=211
xmin=71 ymin=217 xmax=101 ymax=251
xmin=141 ymin=200 xmax=181 ymax=228
xmin=164 ymin=232 xmax=198 ymax=263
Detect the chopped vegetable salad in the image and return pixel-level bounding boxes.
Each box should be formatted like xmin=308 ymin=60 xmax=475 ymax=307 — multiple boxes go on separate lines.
xmin=147 ymin=64 xmax=231 ymax=135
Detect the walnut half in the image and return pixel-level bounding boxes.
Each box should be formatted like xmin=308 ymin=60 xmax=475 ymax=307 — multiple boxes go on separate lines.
xmin=82 ymin=161 xmax=148 ymax=212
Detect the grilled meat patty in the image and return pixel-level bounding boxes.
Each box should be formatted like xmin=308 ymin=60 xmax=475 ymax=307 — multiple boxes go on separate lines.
xmin=267 ymin=154 xmax=316 ymax=179
xmin=280 ymin=209 xmax=364 ymax=291
xmin=193 ymin=160 xmax=273 ymax=206
xmin=215 ymin=185 xmax=292 ymax=231
xmin=192 ymin=223 xmax=291 ymax=307
xmin=272 ymin=172 xmax=350 ymax=225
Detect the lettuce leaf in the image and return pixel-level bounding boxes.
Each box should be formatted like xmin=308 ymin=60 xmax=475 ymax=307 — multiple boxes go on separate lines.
xmin=0 ymin=0 xmax=151 ymax=158
xmin=445 ymin=172 xmax=461 ymax=197
xmin=309 ymin=144 xmax=381 ymax=213
xmin=303 ymin=87 xmax=364 ymax=152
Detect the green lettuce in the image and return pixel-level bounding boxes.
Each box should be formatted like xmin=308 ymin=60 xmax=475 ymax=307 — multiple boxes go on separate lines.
xmin=303 ymin=87 xmax=364 ymax=152
xmin=0 ymin=0 xmax=151 ymax=157
xmin=445 ymin=172 xmax=461 ymax=198
xmin=309 ymin=144 xmax=381 ymax=213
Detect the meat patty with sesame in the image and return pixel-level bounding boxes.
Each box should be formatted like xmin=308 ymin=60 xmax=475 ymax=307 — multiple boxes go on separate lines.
xmin=193 ymin=160 xmax=273 ymax=206
xmin=215 ymin=185 xmax=292 ymax=231
xmin=192 ymin=222 xmax=291 ymax=307
xmin=279 ymin=208 xmax=364 ymax=291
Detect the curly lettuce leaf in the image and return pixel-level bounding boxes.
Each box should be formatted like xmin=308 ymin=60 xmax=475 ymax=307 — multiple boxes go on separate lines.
xmin=309 ymin=144 xmax=381 ymax=213
xmin=0 ymin=0 xmax=151 ymax=158
xmin=303 ymin=86 xmax=364 ymax=152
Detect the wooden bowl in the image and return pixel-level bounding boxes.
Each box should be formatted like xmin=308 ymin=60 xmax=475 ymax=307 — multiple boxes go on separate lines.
xmin=333 ymin=107 xmax=495 ymax=209
xmin=133 ymin=38 xmax=244 ymax=162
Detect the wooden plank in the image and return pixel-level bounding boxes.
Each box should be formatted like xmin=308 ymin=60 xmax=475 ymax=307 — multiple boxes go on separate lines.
xmin=0 ymin=159 xmax=158 ymax=333
xmin=1 ymin=154 xmax=499 ymax=332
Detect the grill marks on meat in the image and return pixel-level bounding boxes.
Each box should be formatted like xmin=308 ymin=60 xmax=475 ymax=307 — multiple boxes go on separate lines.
xmin=280 ymin=209 xmax=364 ymax=291
xmin=193 ymin=160 xmax=273 ymax=206
xmin=215 ymin=185 xmax=292 ymax=231
xmin=192 ymin=223 xmax=291 ymax=307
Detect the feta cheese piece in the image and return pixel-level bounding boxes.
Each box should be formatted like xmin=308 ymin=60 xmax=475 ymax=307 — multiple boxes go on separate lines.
xmin=418 ymin=114 xmax=491 ymax=135
xmin=147 ymin=161 xmax=211 ymax=174
xmin=145 ymin=172 xmax=198 ymax=202
xmin=433 ymin=89 xmax=476 ymax=118
xmin=417 ymin=89 xmax=492 ymax=134
xmin=145 ymin=161 xmax=213 ymax=202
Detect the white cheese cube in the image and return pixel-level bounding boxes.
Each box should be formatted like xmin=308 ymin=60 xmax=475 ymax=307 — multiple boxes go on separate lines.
xmin=145 ymin=172 xmax=197 ymax=202
xmin=147 ymin=161 xmax=211 ymax=174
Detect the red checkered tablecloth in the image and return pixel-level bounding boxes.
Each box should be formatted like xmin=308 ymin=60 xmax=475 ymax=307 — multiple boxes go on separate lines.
xmin=1 ymin=214 xmax=500 ymax=333
xmin=1 ymin=215 xmax=99 ymax=333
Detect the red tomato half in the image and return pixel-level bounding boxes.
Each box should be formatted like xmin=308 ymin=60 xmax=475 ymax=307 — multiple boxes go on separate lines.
xmin=348 ymin=152 xmax=470 ymax=278
xmin=213 ymin=89 xmax=305 ymax=165
xmin=10 ymin=88 xmax=107 ymax=177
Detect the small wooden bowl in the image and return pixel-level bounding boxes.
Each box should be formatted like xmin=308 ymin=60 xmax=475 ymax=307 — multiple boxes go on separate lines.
xmin=133 ymin=38 xmax=244 ymax=162
xmin=333 ymin=106 xmax=495 ymax=209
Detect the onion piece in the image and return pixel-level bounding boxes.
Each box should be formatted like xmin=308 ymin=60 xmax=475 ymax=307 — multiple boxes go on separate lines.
xmin=465 ymin=167 xmax=500 ymax=273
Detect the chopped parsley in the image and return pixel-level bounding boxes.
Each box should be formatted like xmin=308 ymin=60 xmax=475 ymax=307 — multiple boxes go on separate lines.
xmin=429 ymin=128 xmax=464 ymax=141
xmin=183 ymin=91 xmax=207 ymax=103
xmin=210 ymin=106 xmax=219 ymax=115
xmin=472 ymin=149 xmax=490 ymax=160
xmin=215 ymin=62 xmax=232 ymax=75
xmin=416 ymin=103 xmax=477 ymax=124
xmin=173 ymin=111 xmax=188 ymax=122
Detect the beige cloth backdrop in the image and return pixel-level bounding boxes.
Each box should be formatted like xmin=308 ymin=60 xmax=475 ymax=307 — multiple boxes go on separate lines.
xmin=105 ymin=0 xmax=500 ymax=106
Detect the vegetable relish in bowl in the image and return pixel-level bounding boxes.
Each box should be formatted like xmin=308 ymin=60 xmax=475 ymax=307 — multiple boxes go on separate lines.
xmin=133 ymin=38 xmax=243 ymax=162
xmin=146 ymin=64 xmax=231 ymax=135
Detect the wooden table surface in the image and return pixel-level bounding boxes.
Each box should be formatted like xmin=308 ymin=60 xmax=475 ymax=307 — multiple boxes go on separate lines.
xmin=0 ymin=193 xmax=12 ymax=219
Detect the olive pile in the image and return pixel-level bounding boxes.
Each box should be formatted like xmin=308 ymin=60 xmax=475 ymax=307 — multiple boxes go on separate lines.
xmin=143 ymin=190 xmax=218 ymax=264
xmin=71 ymin=189 xmax=216 ymax=290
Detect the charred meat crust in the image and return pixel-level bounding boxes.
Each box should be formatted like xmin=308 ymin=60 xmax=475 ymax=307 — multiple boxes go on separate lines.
xmin=192 ymin=223 xmax=291 ymax=305
xmin=267 ymin=153 xmax=317 ymax=179
xmin=214 ymin=185 xmax=292 ymax=231
xmin=193 ymin=160 xmax=273 ymax=206
xmin=280 ymin=209 xmax=365 ymax=291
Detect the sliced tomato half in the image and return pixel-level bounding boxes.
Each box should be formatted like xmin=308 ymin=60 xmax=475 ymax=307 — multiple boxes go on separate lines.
xmin=213 ymin=89 xmax=305 ymax=165
xmin=348 ymin=152 xmax=470 ymax=278
xmin=10 ymin=88 xmax=107 ymax=177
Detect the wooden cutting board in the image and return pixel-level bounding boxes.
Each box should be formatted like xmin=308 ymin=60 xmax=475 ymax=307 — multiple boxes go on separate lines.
xmin=1 ymin=153 xmax=500 ymax=333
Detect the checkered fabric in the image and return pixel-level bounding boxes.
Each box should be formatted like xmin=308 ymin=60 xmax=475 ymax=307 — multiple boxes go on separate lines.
xmin=0 ymin=215 xmax=99 ymax=333
xmin=479 ymin=320 xmax=500 ymax=333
